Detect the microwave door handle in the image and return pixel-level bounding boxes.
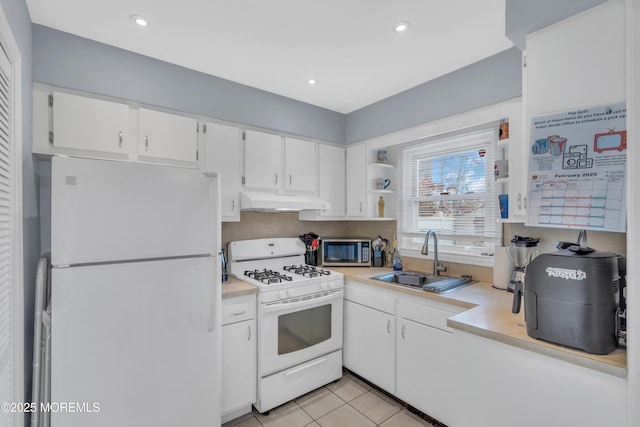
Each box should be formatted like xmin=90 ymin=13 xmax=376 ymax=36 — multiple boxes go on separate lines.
xmin=261 ymin=290 xmax=343 ymax=315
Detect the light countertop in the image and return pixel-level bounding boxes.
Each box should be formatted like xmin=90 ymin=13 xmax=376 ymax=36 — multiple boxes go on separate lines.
xmin=221 ymin=276 xmax=258 ymax=299
xmin=331 ymin=266 xmax=627 ymax=378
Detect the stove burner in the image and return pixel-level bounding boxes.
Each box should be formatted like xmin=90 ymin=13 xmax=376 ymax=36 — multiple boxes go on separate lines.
xmin=283 ymin=264 xmax=331 ymax=278
xmin=244 ymin=269 xmax=293 ymax=284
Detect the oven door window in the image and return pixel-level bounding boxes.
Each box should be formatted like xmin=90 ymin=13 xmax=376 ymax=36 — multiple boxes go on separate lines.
xmin=278 ymin=304 xmax=332 ymax=355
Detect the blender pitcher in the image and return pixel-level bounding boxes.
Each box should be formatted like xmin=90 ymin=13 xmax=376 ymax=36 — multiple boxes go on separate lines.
xmin=505 ymin=236 xmax=540 ymax=292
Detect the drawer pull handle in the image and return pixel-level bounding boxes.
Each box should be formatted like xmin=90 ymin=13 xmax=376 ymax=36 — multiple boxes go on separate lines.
xmin=401 ymin=324 xmax=406 ymax=339
xmin=387 ymin=319 xmax=391 ymax=333
xmin=247 ymin=325 xmax=251 ymax=341
xmin=232 ymin=310 xmax=246 ymax=316
xmin=284 ymin=358 xmax=327 ymax=377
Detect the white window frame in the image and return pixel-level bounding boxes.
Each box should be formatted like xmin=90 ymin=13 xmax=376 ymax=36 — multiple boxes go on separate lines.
xmin=0 ymin=5 xmax=25 ymax=427
xmin=398 ymin=125 xmax=502 ymax=266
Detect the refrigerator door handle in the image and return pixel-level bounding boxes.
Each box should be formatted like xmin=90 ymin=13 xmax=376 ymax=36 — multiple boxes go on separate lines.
xmin=204 ymin=171 xmax=221 ymax=333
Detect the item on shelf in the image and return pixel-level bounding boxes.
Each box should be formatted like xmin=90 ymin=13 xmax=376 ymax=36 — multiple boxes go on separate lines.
xmin=377 ymin=150 xmax=388 ymax=164
xmin=498 ymin=194 xmax=509 ymax=219
xmin=499 ymin=121 xmax=509 ymax=140
xmin=376 ymin=178 xmax=391 ymax=190
xmin=378 ymin=196 xmax=385 ymax=218
xmin=493 ymin=160 xmax=509 ymax=180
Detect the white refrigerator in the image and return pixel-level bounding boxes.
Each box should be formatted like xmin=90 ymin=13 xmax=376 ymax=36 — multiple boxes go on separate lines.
xmin=49 ymin=156 xmax=221 ymax=427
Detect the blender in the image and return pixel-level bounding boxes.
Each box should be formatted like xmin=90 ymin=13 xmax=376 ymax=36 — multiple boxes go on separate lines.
xmin=506 ymin=235 xmax=540 ymax=292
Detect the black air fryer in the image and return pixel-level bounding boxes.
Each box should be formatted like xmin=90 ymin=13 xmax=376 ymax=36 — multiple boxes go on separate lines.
xmin=512 ymin=231 xmax=625 ymax=355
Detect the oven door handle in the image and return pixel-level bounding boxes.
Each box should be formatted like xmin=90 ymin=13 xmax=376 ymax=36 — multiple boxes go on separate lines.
xmin=262 ymin=289 xmax=343 ymax=314
xmin=283 ymin=357 xmax=327 ymax=377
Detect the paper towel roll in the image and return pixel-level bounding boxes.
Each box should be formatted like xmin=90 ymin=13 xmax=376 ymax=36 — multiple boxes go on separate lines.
xmin=493 ymin=247 xmax=516 ymax=290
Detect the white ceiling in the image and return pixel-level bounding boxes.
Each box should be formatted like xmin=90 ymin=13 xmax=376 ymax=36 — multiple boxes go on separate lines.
xmin=26 ymin=0 xmax=514 ymax=114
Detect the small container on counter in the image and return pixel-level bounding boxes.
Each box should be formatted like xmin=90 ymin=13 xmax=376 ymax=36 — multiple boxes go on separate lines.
xmin=221 ymin=249 xmax=228 ymax=282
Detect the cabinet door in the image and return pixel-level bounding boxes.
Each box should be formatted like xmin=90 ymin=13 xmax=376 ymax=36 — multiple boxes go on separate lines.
xmin=52 ymin=91 xmax=129 ymax=155
xmin=284 ymin=138 xmax=316 ymax=192
xmin=204 ymin=123 xmax=242 ymax=221
xmin=318 ymin=144 xmax=345 ymax=217
xmin=244 ymin=130 xmax=282 ymax=190
xmin=221 ymin=319 xmax=256 ymax=415
xmin=346 ymin=144 xmax=367 ymax=217
xmin=138 ymin=108 xmax=198 ymax=163
xmin=397 ymin=318 xmax=454 ymax=425
xmin=343 ymin=300 xmax=395 ymax=393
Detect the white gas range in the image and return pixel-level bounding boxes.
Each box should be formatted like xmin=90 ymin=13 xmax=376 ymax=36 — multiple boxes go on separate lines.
xmin=228 ymin=238 xmax=344 ymax=414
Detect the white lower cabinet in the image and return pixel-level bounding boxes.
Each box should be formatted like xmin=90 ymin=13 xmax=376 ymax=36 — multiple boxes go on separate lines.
xmin=396 ymin=318 xmax=455 ymax=426
xmin=343 ymin=281 xmax=463 ymax=424
xmin=343 ymin=299 xmax=395 ymax=393
xmin=221 ymin=294 xmax=256 ymax=423
xmin=452 ymin=330 xmax=628 ymax=427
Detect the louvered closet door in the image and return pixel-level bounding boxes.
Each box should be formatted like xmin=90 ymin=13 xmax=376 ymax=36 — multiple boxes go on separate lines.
xmin=0 ymin=43 xmax=15 ymax=427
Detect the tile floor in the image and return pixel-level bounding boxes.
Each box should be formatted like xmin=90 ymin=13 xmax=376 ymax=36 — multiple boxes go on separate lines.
xmin=222 ymin=372 xmax=436 ymax=427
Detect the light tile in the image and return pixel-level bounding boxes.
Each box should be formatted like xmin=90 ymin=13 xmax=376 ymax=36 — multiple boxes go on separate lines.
xmin=325 ymin=374 xmax=372 ymax=402
xmin=316 ymin=404 xmax=376 ymax=427
xmin=379 ymin=409 xmax=434 ymax=427
xmin=304 ymin=422 xmax=321 ymax=427
xmin=295 ymin=387 xmax=345 ymax=419
xmin=350 ymin=389 xmax=402 ymax=424
xmin=255 ymin=401 xmax=313 ymax=427
xmin=224 ymin=416 xmax=262 ymax=427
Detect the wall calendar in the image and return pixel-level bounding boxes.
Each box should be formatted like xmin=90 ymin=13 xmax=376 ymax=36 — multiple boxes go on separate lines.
xmin=526 ymin=102 xmax=626 ymax=233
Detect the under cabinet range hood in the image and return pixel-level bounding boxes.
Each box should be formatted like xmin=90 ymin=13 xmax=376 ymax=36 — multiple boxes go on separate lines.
xmin=240 ymin=191 xmax=330 ymax=212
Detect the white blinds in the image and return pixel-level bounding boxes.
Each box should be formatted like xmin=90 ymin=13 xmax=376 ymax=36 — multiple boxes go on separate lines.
xmin=0 ymin=43 xmax=14 ymax=427
xmin=399 ymin=126 xmax=502 ymax=255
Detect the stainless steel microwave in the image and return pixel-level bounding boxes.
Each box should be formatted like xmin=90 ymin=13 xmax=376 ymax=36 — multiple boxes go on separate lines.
xmin=321 ymin=238 xmax=371 ymax=267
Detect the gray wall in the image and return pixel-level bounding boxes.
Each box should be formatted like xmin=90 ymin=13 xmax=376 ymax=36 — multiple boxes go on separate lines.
xmin=344 ymin=47 xmax=523 ymax=144
xmin=0 ymin=0 xmax=38 ymax=414
xmin=505 ymin=0 xmax=607 ymax=50
xmin=31 ymin=25 xmax=346 ymax=144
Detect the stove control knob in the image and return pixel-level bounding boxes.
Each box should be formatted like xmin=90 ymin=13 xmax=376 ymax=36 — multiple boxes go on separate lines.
xmin=328 ymin=281 xmax=336 ymax=290
xmin=320 ymin=282 xmax=329 ymax=291
xmin=278 ymin=290 xmax=287 ymax=299
xmin=287 ymin=289 xmax=296 ymax=298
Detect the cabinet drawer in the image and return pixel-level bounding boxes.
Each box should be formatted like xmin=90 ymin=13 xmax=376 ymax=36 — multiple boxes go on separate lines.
xmin=344 ymin=284 xmax=395 ymax=314
xmin=397 ymin=299 xmax=462 ymax=332
xmin=222 ymin=299 xmax=256 ymax=325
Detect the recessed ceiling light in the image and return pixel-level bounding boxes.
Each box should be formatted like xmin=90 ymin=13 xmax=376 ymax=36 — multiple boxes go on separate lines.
xmin=393 ymin=22 xmax=409 ymax=33
xmin=131 ymin=15 xmax=149 ymax=27
xmin=307 ymin=79 xmax=317 ymax=86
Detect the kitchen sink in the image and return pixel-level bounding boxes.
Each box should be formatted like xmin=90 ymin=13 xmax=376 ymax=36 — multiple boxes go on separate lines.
xmin=371 ymin=271 xmax=472 ymax=294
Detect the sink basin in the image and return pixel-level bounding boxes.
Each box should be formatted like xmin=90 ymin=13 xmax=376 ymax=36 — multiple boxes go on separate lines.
xmin=371 ymin=272 xmax=472 ymax=294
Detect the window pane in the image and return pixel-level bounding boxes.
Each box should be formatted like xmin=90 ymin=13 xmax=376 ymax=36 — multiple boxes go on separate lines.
xmin=400 ymin=125 xmax=502 ymax=257
xmin=417 ymin=149 xmax=486 ymax=197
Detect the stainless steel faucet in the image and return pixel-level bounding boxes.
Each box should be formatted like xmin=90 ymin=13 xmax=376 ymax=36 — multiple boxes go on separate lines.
xmin=421 ymin=230 xmax=446 ymax=276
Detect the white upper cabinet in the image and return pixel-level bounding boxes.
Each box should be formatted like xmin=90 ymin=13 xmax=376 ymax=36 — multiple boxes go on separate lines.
xmin=243 ymin=130 xmax=283 ymax=190
xmin=284 ymin=138 xmax=316 ymax=193
xmin=51 ymin=91 xmax=130 ymax=155
xmin=346 ymin=143 xmax=367 ymax=217
xmin=138 ymin=108 xmax=198 ymax=163
xmin=317 ymin=144 xmax=345 ymax=217
xmin=204 ymin=123 xmax=243 ymax=222
xmin=298 ymin=143 xmax=345 ymax=221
